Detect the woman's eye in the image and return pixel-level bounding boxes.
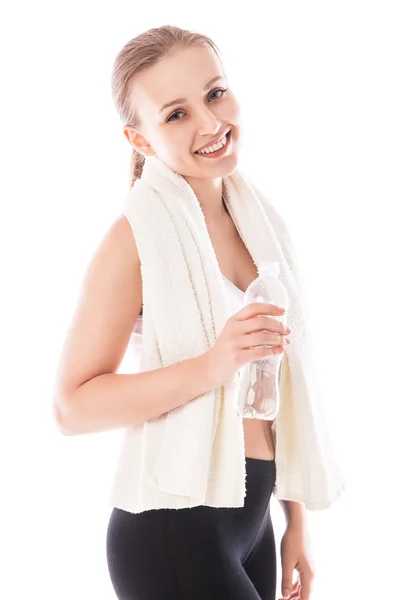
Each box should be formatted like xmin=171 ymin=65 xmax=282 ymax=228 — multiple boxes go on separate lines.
xmin=166 ymin=110 xmax=185 ymax=123
xmin=209 ymin=87 xmax=228 ymax=101
xmin=166 ymin=88 xmax=228 ymax=123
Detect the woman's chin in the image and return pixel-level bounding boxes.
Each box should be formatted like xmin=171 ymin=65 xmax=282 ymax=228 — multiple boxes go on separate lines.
xmin=198 ymin=150 xmax=239 ymax=177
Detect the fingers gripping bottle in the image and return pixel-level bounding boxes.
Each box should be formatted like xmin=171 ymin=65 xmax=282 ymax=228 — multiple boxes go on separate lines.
xmin=237 ymin=260 xmax=289 ymax=420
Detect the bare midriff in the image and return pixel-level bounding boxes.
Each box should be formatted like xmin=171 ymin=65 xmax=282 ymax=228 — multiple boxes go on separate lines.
xmin=243 ymin=418 xmax=275 ymax=460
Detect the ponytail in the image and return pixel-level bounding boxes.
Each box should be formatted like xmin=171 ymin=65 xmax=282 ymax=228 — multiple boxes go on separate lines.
xmin=130 ymin=148 xmax=145 ymax=188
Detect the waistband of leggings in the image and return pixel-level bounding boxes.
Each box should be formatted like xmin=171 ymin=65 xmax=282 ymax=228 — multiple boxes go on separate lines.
xmin=245 ymin=456 xmax=276 ymax=470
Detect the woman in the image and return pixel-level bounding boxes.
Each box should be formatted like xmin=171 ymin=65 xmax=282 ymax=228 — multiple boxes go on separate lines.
xmin=54 ymin=25 xmax=317 ymax=600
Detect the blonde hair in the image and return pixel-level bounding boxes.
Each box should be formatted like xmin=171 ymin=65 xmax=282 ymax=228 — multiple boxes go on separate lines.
xmin=111 ymin=25 xmax=223 ymax=188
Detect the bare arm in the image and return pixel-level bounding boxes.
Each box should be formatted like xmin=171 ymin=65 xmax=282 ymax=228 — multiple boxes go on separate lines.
xmin=52 ymin=215 xmax=217 ymax=436
xmin=58 ymin=355 xmax=214 ymax=435
xmin=278 ymin=499 xmax=307 ymax=529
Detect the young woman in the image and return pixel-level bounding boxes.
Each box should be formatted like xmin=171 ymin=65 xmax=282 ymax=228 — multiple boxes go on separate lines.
xmin=54 ymin=25 xmax=316 ymax=600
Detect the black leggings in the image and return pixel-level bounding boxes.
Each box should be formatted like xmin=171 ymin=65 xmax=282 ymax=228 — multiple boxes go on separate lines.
xmin=106 ymin=457 xmax=277 ymax=600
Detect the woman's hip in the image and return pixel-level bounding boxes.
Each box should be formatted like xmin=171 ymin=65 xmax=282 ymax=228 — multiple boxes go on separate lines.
xmin=107 ymin=456 xmax=276 ymax=559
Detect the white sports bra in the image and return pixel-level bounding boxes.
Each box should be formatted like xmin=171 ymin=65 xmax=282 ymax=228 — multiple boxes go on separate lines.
xmin=127 ymin=275 xmax=245 ymax=373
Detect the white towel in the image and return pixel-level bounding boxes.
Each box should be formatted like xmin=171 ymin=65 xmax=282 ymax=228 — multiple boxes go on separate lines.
xmin=118 ymin=155 xmax=346 ymax=512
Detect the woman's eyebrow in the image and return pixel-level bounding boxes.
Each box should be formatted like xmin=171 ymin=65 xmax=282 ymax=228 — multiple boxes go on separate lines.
xmin=158 ymin=75 xmax=225 ymax=113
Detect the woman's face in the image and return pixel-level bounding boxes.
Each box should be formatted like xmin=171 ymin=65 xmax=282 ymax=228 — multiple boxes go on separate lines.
xmin=124 ymin=44 xmax=242 ymax=179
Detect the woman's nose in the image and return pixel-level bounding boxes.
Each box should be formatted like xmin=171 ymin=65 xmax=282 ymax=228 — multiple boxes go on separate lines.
xmin=196 ymin=107 xmax=221 ymax=136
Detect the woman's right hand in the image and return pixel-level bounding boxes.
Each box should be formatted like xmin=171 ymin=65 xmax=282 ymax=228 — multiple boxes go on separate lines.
xmin=204 ymin=302 xmax=292 ymax=388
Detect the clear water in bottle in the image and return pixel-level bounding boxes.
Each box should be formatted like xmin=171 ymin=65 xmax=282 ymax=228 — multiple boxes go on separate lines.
xmin=237 ymin=260 xmax=289 ymax=420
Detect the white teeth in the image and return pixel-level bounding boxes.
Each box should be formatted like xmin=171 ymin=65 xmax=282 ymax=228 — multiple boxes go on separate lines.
xmin=197 ymin=133 xmax=228 ymax=154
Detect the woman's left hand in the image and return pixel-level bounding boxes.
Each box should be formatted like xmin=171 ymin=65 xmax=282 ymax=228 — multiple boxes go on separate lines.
xmin=278 ymin=524 xmax=316 ymax=600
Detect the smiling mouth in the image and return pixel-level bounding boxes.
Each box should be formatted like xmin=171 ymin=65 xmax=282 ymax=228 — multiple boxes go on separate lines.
xmin=194 ymin=129 xmax=232 ymax=155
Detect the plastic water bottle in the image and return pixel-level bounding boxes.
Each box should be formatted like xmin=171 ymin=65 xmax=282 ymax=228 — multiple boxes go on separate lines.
xmin=237 ymin=260 xmax=289 ymax=420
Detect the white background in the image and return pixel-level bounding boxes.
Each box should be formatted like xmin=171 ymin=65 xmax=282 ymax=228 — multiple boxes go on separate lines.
xmin=1 ymin=1 xmax=399 ymax=598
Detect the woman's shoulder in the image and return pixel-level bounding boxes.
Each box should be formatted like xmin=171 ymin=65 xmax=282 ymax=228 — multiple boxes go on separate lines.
xmin=107 ymin=214 xmax=141 ymax=260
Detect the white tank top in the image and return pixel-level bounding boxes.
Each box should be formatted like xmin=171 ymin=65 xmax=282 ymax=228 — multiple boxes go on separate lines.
xmin=128 ymin=275 xmax=245 ymax=372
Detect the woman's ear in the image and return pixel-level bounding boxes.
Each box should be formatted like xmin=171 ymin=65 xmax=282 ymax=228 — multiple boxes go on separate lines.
xmin=122 ymin=126 xmax=156 ymax=156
